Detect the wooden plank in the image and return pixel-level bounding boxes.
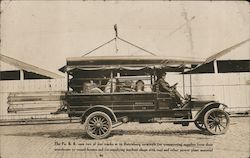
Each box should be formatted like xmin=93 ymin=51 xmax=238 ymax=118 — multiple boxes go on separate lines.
xmin=9 ymin=108 xmax=58 ymax=113
xmin=8 ymin=96 xmax=63 ymax=102
xmin=8 ymin=106 xmax=59 ymax=112
xmin=8 ymin=103 xmax=61 ymax=109
xmin=0 ymin=113 xmax=68 ymax=119
xmin=9 ymin=91 xmax=65 ymax=97
xmin=0 ymin=117 xmax=72 ymax=123
xmin=7 ymin=100 xmax=64 ymax=105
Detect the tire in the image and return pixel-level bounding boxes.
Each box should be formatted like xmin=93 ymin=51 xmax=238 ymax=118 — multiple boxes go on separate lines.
xmin=194 ymin=120 xmax=207 ymax=131
xmin=85 ymin=111 xmax=112 ymax=139
xmin=204 ymin=108 xmax=230 ymax=135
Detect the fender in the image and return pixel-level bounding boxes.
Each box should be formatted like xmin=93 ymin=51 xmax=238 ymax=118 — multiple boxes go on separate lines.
xmin=81 ymin=105 xmax=118 ymax=124
xmin=193 ymin=101 xmax=228 ymax=121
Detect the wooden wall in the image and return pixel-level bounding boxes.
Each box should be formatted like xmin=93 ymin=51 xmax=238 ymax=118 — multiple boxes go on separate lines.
xmin=0 ymin=73 xmax=249 ymax=120
xmin=167 ymin=72 xmax=250 ymax=112
xmin=0 ymin=79 xmax=67 ymax=119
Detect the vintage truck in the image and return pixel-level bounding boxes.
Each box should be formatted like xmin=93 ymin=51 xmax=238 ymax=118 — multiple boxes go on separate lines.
xmin=58 ymin=56 xmax=230 ymax=139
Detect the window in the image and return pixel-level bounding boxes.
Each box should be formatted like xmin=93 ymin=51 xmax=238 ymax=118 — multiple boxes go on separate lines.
xmin=189 ymin=61 xmax=215 ymax=74
xmin=0 ymin=70 xmax=20 ymax=80
xmin=217 ymin=60 xmax=250 ymax=73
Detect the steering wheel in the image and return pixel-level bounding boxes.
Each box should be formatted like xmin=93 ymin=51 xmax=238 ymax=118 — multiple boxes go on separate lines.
xmin=171 ymin=83 xmax=178 ymax=88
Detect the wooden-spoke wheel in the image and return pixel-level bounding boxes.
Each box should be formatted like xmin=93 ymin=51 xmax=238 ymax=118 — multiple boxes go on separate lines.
xmin=85 ymin=112 xmax=112 ymax=139
xmin=204 ymin=108 xmax=230 ymax=135
xmin=194 ymin=120 xmax=207 ymax=131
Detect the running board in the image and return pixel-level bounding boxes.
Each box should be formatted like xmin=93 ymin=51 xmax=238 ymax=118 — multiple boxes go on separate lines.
xmin=154 ymin=118 xmax=194 ymax=123
xmin=112 ymin=122 xmax=123 ymax=128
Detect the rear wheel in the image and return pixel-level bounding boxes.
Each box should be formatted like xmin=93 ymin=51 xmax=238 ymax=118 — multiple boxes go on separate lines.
xmin=85 ymin=111 xmax=112 ymax=139
xmin=204 ymin=108 xmax=230 ymax=135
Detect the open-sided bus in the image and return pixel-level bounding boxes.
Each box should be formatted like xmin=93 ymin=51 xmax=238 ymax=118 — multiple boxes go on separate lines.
xmin=60 ymin=56 xmax=230 ymax=139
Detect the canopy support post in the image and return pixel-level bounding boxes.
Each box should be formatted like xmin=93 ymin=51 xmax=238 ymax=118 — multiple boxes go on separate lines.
xmin=189 ymin=73 xmax=192 ymax=95
xmin=182 ymin=71 xmax=185 ymax=96
xmin=110 ymin=70 xmax=114 ymax=93
xmin=67 ymin=73 xmax=69 ymax=91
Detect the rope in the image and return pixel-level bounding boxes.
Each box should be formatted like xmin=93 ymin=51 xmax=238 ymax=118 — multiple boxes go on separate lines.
xmin=82 ymin=38 xmax=116 ymax=57
xmin=82 ymin=36 xmax=157 ymax=57
xmin=117 ymin=37 xmax=157 ymax=56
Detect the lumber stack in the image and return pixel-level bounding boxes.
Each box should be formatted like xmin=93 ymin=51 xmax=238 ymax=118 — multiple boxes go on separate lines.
xmin=7 ymin=91 xmax=66 ymax=114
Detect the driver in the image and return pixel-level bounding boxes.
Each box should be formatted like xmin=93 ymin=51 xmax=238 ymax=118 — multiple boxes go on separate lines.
xmin=155 ymin=72 xmax=186 ymax=104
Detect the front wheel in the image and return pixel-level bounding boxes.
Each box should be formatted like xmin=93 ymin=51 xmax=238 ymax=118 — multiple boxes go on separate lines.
xmin=85 ymin=111 xmax=112 ymax=139
xmin=204 ymin=108 xmax=230 ymax=135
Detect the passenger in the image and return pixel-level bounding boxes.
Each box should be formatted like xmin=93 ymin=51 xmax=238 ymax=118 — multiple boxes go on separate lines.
xmin=135 ymin=80 xmax=145 ymax=92
xmin=89 ymin=87 xmax=103 ymax=93
xmin=83 ymin=81 xmax=103 ymax=93
xmin=119 ymin=80 xmax=135 ymax=92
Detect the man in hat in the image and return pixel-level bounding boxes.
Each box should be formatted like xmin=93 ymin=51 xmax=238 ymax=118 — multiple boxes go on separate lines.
xmin=156 ymin=72 xmax=172 ymax=92
xmin=155 ymin=71 xmax=186 ymax=105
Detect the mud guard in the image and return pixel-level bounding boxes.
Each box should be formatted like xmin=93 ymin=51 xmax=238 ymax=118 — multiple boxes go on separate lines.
xmin=194 ymin=101 xmax=228 ymax=121
xmin=81 ymin=105 xmax=118 ymax=124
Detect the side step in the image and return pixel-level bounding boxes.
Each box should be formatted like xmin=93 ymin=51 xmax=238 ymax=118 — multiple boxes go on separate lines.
xmin=112 ymin=116 xmax=128 ymax=128
xmin=153 ymin=118 xmax=194 ymax=123
xmin=112 ymin=122 xmax=123 ymax=128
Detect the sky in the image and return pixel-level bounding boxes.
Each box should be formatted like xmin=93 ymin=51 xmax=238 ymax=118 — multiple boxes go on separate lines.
xmin=1 ymin=1 xmax=249 ymax=75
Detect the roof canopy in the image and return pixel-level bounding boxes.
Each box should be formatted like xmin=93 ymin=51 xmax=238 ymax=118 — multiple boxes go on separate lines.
xmin=60 ymin=56 xmax=203 ymax=73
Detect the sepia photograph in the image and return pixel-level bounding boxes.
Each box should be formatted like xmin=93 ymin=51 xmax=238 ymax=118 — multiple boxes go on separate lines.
xmin=0 ymin=1 xmax=249 ymax=158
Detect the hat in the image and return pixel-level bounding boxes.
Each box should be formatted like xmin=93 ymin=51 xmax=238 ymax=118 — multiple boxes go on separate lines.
xmin=156 ymin=71 xmax=166 ymax=77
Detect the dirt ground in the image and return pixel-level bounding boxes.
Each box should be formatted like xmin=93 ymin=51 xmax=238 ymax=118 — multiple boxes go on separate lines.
xmin=0 ymin=117 xmax=249 ymax=158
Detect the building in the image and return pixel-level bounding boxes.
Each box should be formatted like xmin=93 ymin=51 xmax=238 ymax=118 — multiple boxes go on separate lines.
xmin=0 ymin=54 xmax=63 ymax=80
xmin=0 ymin=54 xmax=66 ymax=120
